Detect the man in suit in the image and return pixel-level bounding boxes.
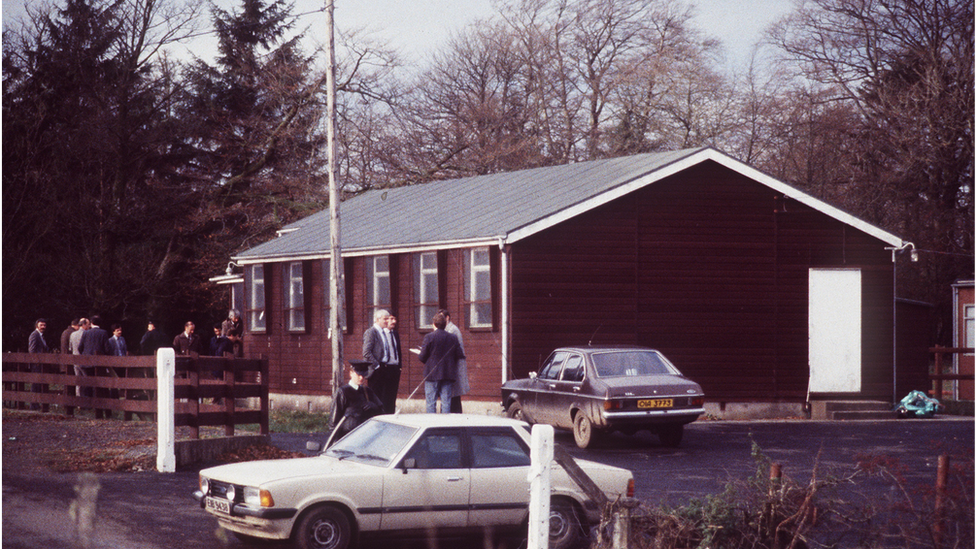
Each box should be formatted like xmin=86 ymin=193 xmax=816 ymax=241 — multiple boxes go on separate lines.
xmin=173 ymin=321 xmax=202 ymax=356
xmin=79 ymin=316 xmax=110 ymax=356
xmin=106 ymin=324 xmax=128 ymax=356
xmin=363 ymin=309 xmax=400 ymax=413
xmin=28 ymin=319 xmax=51 ymax=409
xmin=379 ymin=315 xmax=402 ymax=414
xmin=78 ymin=315 xmax=111 ymax=417
xmin=28 ymin=319 xmax=50 ymax=354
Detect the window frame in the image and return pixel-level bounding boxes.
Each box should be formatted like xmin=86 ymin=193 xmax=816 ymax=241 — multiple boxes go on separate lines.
xmin=284 ymin=261 xmax=306 ymax=332
xmin=414 ymin=251 xmax=440 ymax=328
xmin=247 ymin=264 xmax=267 ymax=333
xmin=365 ymin=255 xmax=393 ymax=324
xmin=464 ymin=247 xmax=494 ymax=330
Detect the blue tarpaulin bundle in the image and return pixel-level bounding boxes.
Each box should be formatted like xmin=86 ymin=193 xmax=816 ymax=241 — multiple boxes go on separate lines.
xmin=894 ymin=390 xmax=944 ymax=418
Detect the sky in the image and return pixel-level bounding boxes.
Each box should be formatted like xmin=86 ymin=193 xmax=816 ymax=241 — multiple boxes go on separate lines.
xmin=2 ymin=0 xmax=794 ymax=70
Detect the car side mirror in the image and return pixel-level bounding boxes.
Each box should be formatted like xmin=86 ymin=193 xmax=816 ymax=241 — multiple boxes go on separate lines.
xmin=529 ymin=372 xmax=538 ymax=379
xmin=401 ymin=458 xmax=416 ymax=474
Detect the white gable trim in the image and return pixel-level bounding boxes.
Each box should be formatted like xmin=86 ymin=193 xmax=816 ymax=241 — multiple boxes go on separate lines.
xmin=505 ymin=148 xmax=904 ymax=248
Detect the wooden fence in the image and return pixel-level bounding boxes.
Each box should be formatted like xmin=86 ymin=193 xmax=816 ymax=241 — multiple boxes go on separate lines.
xmin=929 ymin=346 xmax=975 ymax=401
xmin=2 ymin=352 xmax=268 ymax=437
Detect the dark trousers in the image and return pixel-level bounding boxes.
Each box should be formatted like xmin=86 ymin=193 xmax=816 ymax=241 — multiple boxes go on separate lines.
xmin=370 ymin=364 xmax=401 ymax=414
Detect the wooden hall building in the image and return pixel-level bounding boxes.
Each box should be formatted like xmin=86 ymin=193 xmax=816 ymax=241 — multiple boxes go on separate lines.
xmin=216 ymin=148 xmax=927 ymax=418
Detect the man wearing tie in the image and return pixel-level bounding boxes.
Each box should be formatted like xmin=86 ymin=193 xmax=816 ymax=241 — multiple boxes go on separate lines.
xmin=362 ymin=309 xmax=399 ymax=414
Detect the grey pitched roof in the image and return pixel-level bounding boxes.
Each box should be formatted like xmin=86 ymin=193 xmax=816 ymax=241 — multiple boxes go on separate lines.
xmin=233 ymin=147 xmax=903 ymax=263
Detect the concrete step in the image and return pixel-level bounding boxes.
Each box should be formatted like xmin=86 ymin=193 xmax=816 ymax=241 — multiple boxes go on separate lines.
xmin=811 ymin=400 xmax=893 ymax=420
xmin=830 ymin=410 xmax=897 ymax=420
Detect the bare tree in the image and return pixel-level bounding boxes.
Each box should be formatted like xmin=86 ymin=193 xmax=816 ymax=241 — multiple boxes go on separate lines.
xmin=767 ymin=0 xmax=974 ymax=337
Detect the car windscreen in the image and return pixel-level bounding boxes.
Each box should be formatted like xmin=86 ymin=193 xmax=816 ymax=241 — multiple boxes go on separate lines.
xmin=325 ymin=419 xmax=418 ymax=467
xmin=591 ymin=350 xmax=677 ymax=378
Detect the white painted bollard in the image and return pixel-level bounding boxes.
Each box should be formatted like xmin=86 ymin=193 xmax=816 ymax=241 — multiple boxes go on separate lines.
xmin=156 ymin=348 xmax=176 ymax=473
xmin=528 ymin=424 xmax=554 ymax=549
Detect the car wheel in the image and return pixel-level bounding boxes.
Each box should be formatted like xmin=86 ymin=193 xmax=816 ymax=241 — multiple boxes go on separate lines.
xmin=657 ymin=424 xmax=683 ymax=447
xmin=294 ymin=506 xmax=351 ymax=549
xmin=507 ymin=401 xmax=527 ymax=422
xmin=549 ymin=499 xmax=583 ymax=549
xmin=572 ymin=413 xmax=596 ymax=449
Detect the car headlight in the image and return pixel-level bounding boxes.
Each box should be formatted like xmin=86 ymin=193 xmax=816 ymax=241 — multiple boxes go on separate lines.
xmin=199 ymin=476 xmax=210 ymax=495
xmin=225 ymin=484 xmax=236 ymax=502
xmin=244 ymin=486 xmax=275 ymax=507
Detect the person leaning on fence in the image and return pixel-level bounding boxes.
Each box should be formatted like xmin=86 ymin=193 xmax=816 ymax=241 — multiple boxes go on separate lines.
xmin=222 ymin=309 xmax=243 ymax=338
xmin=139 ymin=320 xmax=168 ymax=356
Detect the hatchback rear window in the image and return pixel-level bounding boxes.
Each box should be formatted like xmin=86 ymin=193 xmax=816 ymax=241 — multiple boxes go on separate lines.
xmin=591 ymin=351 xmax=675 ymax=377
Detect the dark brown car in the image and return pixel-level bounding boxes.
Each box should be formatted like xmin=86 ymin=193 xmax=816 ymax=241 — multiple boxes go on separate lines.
xmin=501 ymin=346 xmax=705 ymax=448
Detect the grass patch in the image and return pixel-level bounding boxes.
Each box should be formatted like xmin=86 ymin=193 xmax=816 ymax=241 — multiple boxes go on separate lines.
xmin=236 ymin=409 xmax=332 ymax=434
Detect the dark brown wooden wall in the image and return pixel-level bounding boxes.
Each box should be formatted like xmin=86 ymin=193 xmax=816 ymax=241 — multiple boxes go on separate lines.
xmin=243 ymin=251 xmax=504 ymax=401
xmin=510 ymin=161 xmax=895 ymax=403
xmin=243 ymin=160 xmax=900 ymax=404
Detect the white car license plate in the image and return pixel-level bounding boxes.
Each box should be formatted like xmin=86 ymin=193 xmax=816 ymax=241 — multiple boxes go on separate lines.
xmin=206 ymin=496 xmax=231 ymax=514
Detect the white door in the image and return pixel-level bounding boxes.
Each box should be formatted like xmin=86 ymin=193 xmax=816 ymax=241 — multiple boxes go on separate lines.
xmin=809 ymin=268 xmax=862 ymax=393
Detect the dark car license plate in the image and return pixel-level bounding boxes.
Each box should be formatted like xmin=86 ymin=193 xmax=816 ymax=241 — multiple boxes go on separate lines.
xmin=206 ymin=496 xmax=231 ymax=514
xmin=638 ymin=398 xmax=673 ymax=409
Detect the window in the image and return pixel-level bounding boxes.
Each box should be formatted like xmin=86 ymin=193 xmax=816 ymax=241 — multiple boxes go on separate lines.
xmin=464 ymin=247 xmax=492 ymax=328
xmin=470 ymin=430 xmax=531 ymax=468
xmin=965 ymin=304 xmax=974 ymax=353
xmin=248 ymin=265 xmax=266 ymax=332
xmin=414 ymin=252 xmax=439 ymax=326
xmin=403 ymin=432 xmax=462 ymax=469
xmin=284 ymin=262 xmax=305 ymax=331
xmin=321 ymin=259 xmax=347 ymax=333
xmin=539 ymin=352 xmax=567 ymax=380
xmin=365 ymin=256 xmax=391 ymax=322
xmin=562 ymin=354 xmax=585 ymax=382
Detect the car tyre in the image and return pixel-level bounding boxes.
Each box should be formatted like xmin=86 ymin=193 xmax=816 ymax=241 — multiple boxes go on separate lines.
xmin=572 ymin=413 xmax=597 ymax=449
xmin=507 ymin=401 xmax=527 ymax=422
xmin=294 ymin=506 xmax=351 ymax=549
xmin=549 ymin=499 xmax=583 ymax=549
xmin=657 ymin=424 xmax=683 ymax=447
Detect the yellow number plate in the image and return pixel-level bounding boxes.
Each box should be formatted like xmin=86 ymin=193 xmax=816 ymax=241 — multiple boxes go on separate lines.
xmin=638 ymin=399 xmax=673 ymax=409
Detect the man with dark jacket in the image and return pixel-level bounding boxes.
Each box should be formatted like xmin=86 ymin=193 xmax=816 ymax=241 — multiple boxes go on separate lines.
xmin=327 ymin=361 xmax=383 ymax=446
xmin=173 ymin=321 xmax=203 ymax=356
xmin=418 ymin=312 xmax=464 ymax=414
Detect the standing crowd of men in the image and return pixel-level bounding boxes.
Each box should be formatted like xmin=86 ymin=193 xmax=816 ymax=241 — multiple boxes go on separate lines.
xmin=24 ymin=310 xmax=246 ymax=413
xmin=327 ymin=308 xmax=470 ymax=444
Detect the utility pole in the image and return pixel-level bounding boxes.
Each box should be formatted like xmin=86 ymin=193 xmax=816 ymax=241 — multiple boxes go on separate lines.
xmin=325 ymin=0 xmax=344 ymax=392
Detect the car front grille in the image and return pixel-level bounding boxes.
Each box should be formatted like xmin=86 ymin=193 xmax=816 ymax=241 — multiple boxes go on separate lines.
xmin=209 ymin=480 xmax=240 ymax=502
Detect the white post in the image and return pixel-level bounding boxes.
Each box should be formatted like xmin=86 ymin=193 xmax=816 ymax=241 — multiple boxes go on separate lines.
xmin=156 ymin=348 xmax=176 ymax=473
xmin=528 ymin=424 xmax=553 ymax=549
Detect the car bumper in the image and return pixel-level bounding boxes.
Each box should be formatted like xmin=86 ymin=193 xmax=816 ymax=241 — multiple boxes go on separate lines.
xmin=192 ymin=490 xmax=297 ymax=520
xmin=601 ymin=407 xmax=704 ymax=424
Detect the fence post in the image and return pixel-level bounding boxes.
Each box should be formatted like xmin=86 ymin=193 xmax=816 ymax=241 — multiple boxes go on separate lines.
xmin=156 ymin=348 xmax=176 ymax=473
xmin=528 ymin=424 xmax=554 ymax=549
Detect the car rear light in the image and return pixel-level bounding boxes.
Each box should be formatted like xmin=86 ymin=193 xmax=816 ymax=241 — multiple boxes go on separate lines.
xmin=691 ymin=396 xmax=705 ymax=407
xmin=603 ymin=400 xmax=622 ymax=410
xmin=626 ymin=478 xmax=635 ymax=498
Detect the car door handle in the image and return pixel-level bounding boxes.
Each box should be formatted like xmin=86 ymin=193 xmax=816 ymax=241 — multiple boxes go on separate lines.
xmin=548 ymin=384 xmax=556 ymax=389
xmin=573 ymin=386 xmax=581 ymax=392
xmin=446 ymin=476 xmax=463 ymax=482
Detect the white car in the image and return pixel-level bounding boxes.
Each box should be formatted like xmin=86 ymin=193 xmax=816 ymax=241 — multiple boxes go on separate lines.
xmin=193 ymin=413 xmax=634 ymax=549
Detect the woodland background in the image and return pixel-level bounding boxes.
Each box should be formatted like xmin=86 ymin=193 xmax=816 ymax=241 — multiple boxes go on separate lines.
xmin=3 ymin=0 xmax=972 ymax=351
